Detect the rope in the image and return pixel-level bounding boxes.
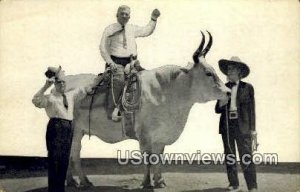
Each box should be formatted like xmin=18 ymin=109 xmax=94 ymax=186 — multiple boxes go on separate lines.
xmin=225 ymin=106 xmax=233 ymax=154
xmin=122 ymin=83 xmax=130 ymax=113
xmin=121 ymin=74 xmax=141 ymax=112
xmin=111 ymin=73 xmax=118 ymax=107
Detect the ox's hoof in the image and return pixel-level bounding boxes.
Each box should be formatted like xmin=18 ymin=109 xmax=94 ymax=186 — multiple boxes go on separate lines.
xmin=140 ymin=184 xmax=153 ymax=189
xmin=154 ymin=179 xmax=167 ymax=188
xmin=66 ymin=178 xmax=79 ymax=187
xmin=141 ymin=177 xmax=152 ymax=189
xmin=79 ymin=176 xmax=94 ymax=189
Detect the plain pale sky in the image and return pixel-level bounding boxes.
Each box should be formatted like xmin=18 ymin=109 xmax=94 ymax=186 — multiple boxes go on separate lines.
xmin=0 ymin=0 xmax=299 ymax=162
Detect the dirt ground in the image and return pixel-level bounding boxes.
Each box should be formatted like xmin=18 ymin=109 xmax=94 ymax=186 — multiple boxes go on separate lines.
xmin=0 ymin=173 xmax=299 ymax=192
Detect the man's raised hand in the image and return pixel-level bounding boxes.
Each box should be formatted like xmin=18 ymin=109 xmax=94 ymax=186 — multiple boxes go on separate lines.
xmin=151 ymin=9 xmax=160 ymax=21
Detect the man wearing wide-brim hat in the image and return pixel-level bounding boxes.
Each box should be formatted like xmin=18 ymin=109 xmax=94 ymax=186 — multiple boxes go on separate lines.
xmin=32 ymin=66 xmax=94 ymax=191
xmin=215 ymin=56 xmax=258 ymax=192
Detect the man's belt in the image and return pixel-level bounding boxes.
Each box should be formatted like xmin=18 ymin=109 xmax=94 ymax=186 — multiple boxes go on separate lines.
xmin=229 ymin=110 xmax=238 ymax=119
xmin=111 ymin=55 xmax=137 ymax=66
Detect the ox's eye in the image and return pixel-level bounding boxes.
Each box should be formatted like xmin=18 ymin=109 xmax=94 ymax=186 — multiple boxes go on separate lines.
xmin=205 ymin=72 xmax=213 ymax=77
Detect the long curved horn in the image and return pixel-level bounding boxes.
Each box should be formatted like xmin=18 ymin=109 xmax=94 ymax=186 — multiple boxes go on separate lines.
xmin=202 ymin=31 xmax=213 ymax=57
xmin=193 ymin=31 xmax=205 ymax=63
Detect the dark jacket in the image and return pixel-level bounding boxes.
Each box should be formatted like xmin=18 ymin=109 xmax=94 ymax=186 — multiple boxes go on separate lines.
xmin=215 ymin=81 xmax=255 ymax=135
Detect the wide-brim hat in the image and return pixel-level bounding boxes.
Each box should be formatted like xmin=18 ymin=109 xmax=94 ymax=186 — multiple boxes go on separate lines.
xmin=45 ymin=66 xmax=63 ymax=80
xmin=218 ymin=56 xmax=250 ymax=78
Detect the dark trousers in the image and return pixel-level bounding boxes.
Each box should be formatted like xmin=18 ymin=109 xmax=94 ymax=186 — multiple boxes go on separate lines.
xmin=46 ymin=118 xmax=73 ymax=192
xmin=222 ymin=119 xmax=257 ymax=190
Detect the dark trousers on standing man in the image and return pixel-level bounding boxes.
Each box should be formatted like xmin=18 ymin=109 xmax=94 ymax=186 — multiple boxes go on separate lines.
xmin=46 ymin=118 xmax=73 ymax=192
xmin=222 ymin=119 xmax=257 ymax=190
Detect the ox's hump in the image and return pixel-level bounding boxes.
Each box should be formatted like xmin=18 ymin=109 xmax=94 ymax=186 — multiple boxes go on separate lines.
xmin=138 ymin=65 xmax=185 ymax=105
xmin=141 ymin=65 xmax=183 ymax=86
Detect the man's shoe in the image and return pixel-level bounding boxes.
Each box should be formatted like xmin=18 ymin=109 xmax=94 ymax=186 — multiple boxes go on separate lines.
xmin=226 ymin=186 xmax=240 ymax=191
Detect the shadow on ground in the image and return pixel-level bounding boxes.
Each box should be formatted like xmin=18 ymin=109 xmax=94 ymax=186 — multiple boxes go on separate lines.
xmin=25 ymin=186 xmax=154 ymax=192
xmin=26 ymin=187 xmax=231 ymax=192
xmin=182 ymin=188 xmax=226 ymax=192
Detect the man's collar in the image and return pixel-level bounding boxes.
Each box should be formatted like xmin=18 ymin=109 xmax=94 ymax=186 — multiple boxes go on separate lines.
xmin=228 ymin=80 xmax=240 ymax=85
xmin=116 ymin=22 xmax=127 ymax=28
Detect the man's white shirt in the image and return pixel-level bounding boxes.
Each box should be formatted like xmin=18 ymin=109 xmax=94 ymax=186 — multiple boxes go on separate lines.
xmin=230 ymin=81 xmax=239 ymax=111
xmin=100 ymin=21 xmax=156 ymax=64
xmin=32 ymin=87 xmax=87 ymax=121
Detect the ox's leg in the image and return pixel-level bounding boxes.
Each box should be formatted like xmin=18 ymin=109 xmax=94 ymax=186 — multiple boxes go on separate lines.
xmin=74 ymin=138 xmax=93 ymax=187
xmin=139 ymin=139 xmax=152 ymax=188
xmin=67 ymin=124 xmax=93 ymax=188
xmin=142 ymin=152 xmax=152 ymax=189
xmin=66 ymin=124 xmax=83 ymax=187
xmin=152 ymin=143 xmax=167 ymax=188
xmin=66 ymin=159 xmax=78 ymax=187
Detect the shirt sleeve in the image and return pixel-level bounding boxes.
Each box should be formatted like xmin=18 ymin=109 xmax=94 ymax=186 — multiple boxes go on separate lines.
xmin=134 ymin=20 xmax=157 ymax=38
xmin=32 ymin=93 xmax=50 ymax=108
xmin=99 ymin=27 xmax=114 ymax=64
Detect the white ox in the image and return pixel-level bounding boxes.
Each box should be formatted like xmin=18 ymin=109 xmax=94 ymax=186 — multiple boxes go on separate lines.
xmin=64 ymin=32 xmax=230 ymax=188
